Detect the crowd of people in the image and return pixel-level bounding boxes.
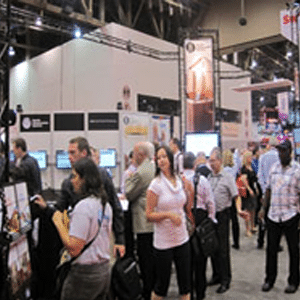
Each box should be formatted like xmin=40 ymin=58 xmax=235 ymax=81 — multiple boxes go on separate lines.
xmin=0 ymin=134 xmax=299 ymax=300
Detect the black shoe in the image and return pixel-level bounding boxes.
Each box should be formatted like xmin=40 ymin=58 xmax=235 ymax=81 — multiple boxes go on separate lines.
xmin=232 ymin=244 xmax=240 ymax=250
xmin=216 ymin=284 xmax=229 ymax=294
xmin=284 ymin=285 xmax=298 ymax=294
xmin=262 ymin=282 xmax=273 ymax=292
xmin=207 ymin=277 xmax=220 ymax=286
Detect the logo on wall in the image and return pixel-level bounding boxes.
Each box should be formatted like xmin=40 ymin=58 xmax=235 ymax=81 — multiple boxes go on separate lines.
xmin=20 ymin=114 xmax=50 ymax=132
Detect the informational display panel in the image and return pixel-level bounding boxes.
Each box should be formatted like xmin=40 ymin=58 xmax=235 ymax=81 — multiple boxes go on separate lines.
xmin=184 ymin=38 xmax=214 ymax=132
xmin=8 ymin=235 xmax=32 ymax=297
xmin=4 ymin=182 xmax=31 ymax=235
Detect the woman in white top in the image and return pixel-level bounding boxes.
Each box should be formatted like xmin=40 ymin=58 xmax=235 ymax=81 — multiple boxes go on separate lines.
xmin=146 ymin=145 xmax=193 ymax=300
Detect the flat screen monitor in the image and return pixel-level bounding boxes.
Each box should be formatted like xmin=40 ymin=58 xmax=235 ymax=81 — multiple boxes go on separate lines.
xmin=56 ymin=150 xmax=71 ymax=169
xmin=185 ymin=132 xmax=220 ymax=157
xmin=28 ymin=151 xmax=47 ymax=170
xmin=100 ymin=149 xmax=117 ymax=168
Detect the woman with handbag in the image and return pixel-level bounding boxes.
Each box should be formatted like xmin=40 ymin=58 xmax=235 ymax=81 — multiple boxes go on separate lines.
xmin=35 ymin=157 xmax=112 ymax=300
xmin=146 ymin=145 xmax=193 ymax=300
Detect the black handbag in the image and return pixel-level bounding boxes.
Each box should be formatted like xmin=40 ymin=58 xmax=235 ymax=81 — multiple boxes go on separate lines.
xmin=111 ymin=253 xmax=143 ymax=300
xmin=192 ymin=173 xmax=219 ymax=257
xmin=194 ymin=217 xmax=219 ymax=257
xmin=54 ymin=204 xmax=105 ymax=300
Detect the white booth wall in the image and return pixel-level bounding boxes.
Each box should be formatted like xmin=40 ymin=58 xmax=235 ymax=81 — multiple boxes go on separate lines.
xmin=9 ymin=22 xmax=252 ymax=191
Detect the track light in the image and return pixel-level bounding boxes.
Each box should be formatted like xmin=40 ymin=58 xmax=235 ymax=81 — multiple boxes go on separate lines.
xmin=250 ymin=59 xmax=257 ymax=69
xmin=8 ymin=46 xmax=15 ymax=57
xmin=35 ymin=17 xmax=42 ymax=26
xmin=74 ymin=26 xmax=81 ymax=38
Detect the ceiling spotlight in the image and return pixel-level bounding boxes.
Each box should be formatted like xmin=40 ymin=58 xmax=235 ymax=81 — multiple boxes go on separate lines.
xmin=286 ymin=49 xmax=293 ymax=59
xmin=74 ymin=26 xmax=81 ymax=38
xmin=250 ymin=59 xmax=257 ymax=69
xmin=35 ymin=17 xmax=42 ymax=26
xmin=8 ymin=46 xmax=15 ymax=57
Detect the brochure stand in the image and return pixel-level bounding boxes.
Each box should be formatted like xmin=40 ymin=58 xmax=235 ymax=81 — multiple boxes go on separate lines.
xmin=0 ymin=182 xmax=32 ymax=300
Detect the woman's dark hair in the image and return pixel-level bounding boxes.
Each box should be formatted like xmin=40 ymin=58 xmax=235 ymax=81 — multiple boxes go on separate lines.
xmin=155 ymin=145 xmax=175 ymax=176
xmin=73 ymin=157 xmax=107 ymax=205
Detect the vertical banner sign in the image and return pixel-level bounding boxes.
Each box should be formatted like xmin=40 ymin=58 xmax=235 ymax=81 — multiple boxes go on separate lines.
xmin=277 ymin=92 xmax=289 ymax=121
xmin=184 ymin=38 xmax=214 ymax=132
xmin=280 ymin=9 xmax=300 ymax=45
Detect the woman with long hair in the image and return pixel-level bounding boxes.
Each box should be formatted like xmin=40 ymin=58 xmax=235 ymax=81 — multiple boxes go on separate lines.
xmin=240 ymin=150 xmax=260 ymax=237
xmin=36 ymin=157 xmax=112 ymax=300
xmin=146 ymin=145 xmax=193 ymax=300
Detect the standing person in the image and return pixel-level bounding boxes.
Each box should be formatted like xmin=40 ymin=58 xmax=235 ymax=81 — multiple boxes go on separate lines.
xmin=239 ymin=150 xmax=261 ymax=237
xmin=257 ymin=136 xmax=279 ymax=249
xmin=35 ymin=157 xmax=113 ymax=300
xmin=169 ymin=137 xmax=184 ymax=175
xmin=125 ymin=141 xmax=155 ymax=300
xmin=146 ymin=145 xmax=193 ymax=300
xmin=120 ymin=150 xmax=137 ymax=258
xmin=58 ymin=137 xmax=125 ymax=256
xmin=10 ymin=137 xmax=42 ymax=196
xmin=207 ymin=147 xmax=248 ymax=294
xmin=194 ymin=151 xmax=211 ymax=178
xmin=259 ymin=139 xmax=300 ymax=294
xmin=223 ymin=149 xmax=240 ymax=250
xmin=191 ymin=169 xmax=216 ymax=300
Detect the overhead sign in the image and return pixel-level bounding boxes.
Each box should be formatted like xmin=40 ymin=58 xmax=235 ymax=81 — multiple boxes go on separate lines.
xmin=280 ymin=9 xmax=300 ymax=45
xmin=88 ymin=113 xmax=119 ymax=130
xmin=20 ymin=114 xmax=50 ymax=132
xmin=54 ymin=113 xmax=84 ymax=131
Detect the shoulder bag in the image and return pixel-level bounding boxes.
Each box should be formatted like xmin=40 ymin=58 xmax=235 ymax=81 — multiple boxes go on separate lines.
xmin=191 ymin=173 xmax=219 ymax=257
xmin=54 ymin=204 xmax=105 ymax=300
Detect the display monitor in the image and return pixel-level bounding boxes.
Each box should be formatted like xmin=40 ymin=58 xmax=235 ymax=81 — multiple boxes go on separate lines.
xmin=100 ymin=149 xmax=117 ymax=168
xmin=185 ymin=132 xmax=220 ymax=157
xmin=56 ymin=150 xmax=71 ymax=169
xmin=28 ymin=150 xmax=47 ymax=170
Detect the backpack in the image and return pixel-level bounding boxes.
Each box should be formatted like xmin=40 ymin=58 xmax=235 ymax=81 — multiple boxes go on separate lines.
xmin=111 ymin=255 xmax=143 ymax=300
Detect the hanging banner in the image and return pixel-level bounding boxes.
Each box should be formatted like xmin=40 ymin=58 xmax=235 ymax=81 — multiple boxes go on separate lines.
xmin=280 ymin=9 xmax=300 ymax=45
xmin=184 ymin=38 xmax=214 ymax=132
xmin=277 ymin=92 xmax=289 ymax=121
xmin=150 ymin=115 xmax=170 ymax=146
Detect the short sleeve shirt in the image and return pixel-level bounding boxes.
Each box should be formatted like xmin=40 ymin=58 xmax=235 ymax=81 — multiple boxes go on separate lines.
xmin=267 ymin=160 xmax=300 ymax=223
xmin=69 ymin=196 xmax=113 ymax=265
xmin=148 ymin=173 xmax=189 ymax=250
xmin=208 ymin=169 xmax=238 ymax=212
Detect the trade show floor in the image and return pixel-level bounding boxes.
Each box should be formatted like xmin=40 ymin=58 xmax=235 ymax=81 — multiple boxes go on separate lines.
xmin=166 ymin=218 xmax=300 ymax=300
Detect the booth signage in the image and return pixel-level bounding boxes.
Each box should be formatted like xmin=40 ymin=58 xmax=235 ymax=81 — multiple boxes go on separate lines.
xmin=20 ymin=114 xmax=50 ymax=132
xmin=54 ymin=113 xmax=84 ymax=131
xmin=88 ymin=113 xmax=119 ymax=130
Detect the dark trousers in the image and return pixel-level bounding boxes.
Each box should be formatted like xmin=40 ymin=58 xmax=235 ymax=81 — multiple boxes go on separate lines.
xmin=211 ymin=207 xmax=231 ymax=286
xmin=136 ymin=232 xmax=155 ymax=300
xmin=191 ymin=209 xmax=208 ymax=300
xmin=265 ymin=214 xmax=300 ymax=287
xmin=124 ymin=206 xmax=135 ymax=258
xmin=231 ymin=199 xmax=240 ymax=247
